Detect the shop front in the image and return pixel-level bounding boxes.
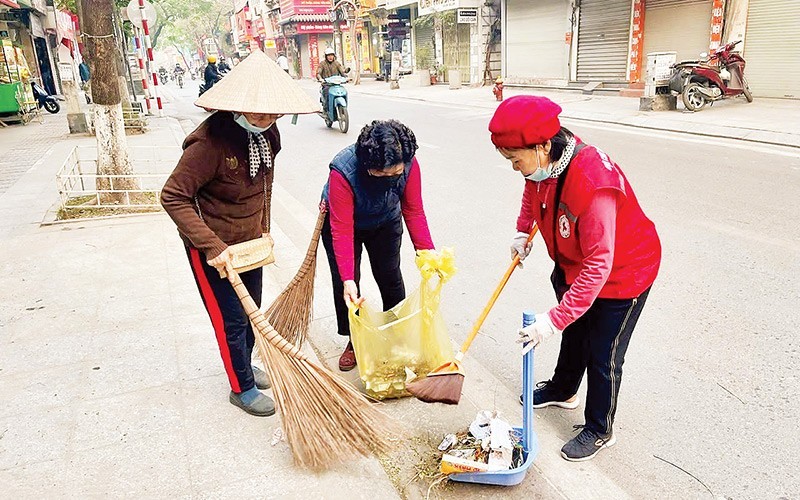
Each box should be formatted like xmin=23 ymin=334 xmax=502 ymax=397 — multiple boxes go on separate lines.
xmin=503 ymin=0 xmax=571 ymax=85
xmin=279 ymin=0 xmax=333 ymax=78
xmin=414 ymin=0 xmax=479 ymax=84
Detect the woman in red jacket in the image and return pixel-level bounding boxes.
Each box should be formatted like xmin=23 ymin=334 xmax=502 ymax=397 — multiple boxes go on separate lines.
xmin=489 ymin=96 xmax=661 ymax=462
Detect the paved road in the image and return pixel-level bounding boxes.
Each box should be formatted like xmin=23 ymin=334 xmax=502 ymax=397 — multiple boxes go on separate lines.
xmin=164 ymin=79 xmax=800 ymax=499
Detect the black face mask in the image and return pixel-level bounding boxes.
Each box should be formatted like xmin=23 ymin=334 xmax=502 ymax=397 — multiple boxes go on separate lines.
xmin=367 ymin=173 xmax=402 ymax=188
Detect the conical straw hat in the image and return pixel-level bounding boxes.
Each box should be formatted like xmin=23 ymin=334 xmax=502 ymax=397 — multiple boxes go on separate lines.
xmin=195 ymin=50 xmax=321 ymax=115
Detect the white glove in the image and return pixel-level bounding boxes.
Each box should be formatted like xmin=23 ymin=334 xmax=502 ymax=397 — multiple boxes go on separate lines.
xmin=510 ymin=231 xmax=533 ymax=267
xmin=517 ymin=313 xmax=562 ymax=354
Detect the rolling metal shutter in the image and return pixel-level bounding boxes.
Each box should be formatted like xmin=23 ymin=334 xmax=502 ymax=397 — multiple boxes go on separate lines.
xmin=744 ymin=0 xmax=800 ymax=98
xmin=576 ymin=0 xmax=632 ymax=82
xmin=505 ymin=0 xmax=569 ymax=80
xmin=643 ymin=0 xmax=713 ymax=62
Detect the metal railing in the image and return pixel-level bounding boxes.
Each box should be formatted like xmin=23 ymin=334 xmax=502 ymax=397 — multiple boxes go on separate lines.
xmin=56 ymin=146 xmax=177 ymax=213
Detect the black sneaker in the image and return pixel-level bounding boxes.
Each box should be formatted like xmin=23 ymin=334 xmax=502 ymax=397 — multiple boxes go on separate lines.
xmin=560 ymin=426 xmax=616 ymax=462
xmin=519 ymin=380 xmax=580 ymax=409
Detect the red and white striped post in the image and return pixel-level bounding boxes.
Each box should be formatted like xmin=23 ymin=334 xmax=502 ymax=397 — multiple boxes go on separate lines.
xmin=138 ymin=0 xmax=162 ymax=116
xmin=133 ymin=31 xmax=153 ymax=114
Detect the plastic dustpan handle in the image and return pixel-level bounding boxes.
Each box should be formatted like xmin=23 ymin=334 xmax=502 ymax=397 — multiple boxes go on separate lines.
xmin=457 ymin=224 xmax=539 ymax=356
xmin=522 ymin=312 xmax=535 ymax=454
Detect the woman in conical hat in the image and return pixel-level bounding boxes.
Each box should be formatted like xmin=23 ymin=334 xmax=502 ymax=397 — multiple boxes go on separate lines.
xmin=161 ymin=50 xmax=320 ymax=417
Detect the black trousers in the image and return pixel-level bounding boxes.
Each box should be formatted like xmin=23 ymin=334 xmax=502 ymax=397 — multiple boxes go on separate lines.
xmin=549 ymin=282 xmax=651 ymax=436
xmin=186 ymin=247 xmax=262 ymax=393
xmin=321 ymin=214 xmax=406 ymax=336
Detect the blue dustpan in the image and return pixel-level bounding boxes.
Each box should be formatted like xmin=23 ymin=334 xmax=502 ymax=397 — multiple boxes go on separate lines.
xmin=449 ymin=311 xmax=539 ymax=486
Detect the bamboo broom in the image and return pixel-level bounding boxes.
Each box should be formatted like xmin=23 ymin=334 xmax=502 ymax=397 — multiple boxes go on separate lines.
xmin=229 ymin=269 xmax=400 ymax=470
xmin=262 ymin=210 xmax=325 ymax=346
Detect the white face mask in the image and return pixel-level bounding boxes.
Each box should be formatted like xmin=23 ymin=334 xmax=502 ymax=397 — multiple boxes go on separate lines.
xmin=524 ymin=147 xmax=552 ymax=182
xmin=233 ymin=113 xmax=270 ymax=133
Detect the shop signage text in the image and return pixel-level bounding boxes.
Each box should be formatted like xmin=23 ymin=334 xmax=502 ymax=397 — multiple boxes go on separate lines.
xmin=456 ymin=8 xmax=477 ymax=24
xmin=419 ymin=0 xmax=477 ymax=16
xmin=297 ymin=22 xmax=334 ymax=34
xmin=280 ymin=0 xmax=331 ymax=17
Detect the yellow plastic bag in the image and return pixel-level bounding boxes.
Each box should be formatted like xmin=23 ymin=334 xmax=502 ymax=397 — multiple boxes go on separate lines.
xmin=349 ymin=248 xmax=456 ymax=400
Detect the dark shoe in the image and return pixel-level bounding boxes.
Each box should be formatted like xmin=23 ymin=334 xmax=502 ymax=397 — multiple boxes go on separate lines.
xmin=519 ymin=380 xmax=580 ymax=409
xmin=252 ymin=365 xmax=271 ymax=390
xmin=560 ymin=426 xmax=616 ymax=462
xmin=229 ymin=388 xmax=276 ymax=417
xmin=338 ymin=341 xmax=357 ymax=372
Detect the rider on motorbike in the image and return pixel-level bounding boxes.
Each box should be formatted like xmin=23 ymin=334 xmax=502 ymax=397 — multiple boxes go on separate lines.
xmin=316 ymin=48 xmax=347 ymax=113
xmin=173 ymin=63 xmax=185 ymax=77
xmin=204 ymin=56 xmax=222 ymax=91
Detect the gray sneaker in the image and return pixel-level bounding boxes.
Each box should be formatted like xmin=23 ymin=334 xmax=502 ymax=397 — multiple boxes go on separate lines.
xmin=560 ymin=426 xmax=616 ymax=462
xmin=252 ymin=365 xmax=271 ymax=390
xmin=229 ymin=390 xmax=276 ymax=417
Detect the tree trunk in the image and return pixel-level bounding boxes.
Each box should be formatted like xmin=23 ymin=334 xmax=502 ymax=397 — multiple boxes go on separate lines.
xmin=81 ymin=0 xmax=138 ymax=199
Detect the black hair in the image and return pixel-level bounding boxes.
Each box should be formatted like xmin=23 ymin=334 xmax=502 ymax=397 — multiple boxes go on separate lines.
xmin=355 ymin=120 xmax=418 ymax=171
xmin=526 ymin=126 xmax=574 ymax=162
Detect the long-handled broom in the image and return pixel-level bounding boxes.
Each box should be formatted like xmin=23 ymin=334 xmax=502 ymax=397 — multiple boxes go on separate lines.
xmin=229 ymin=268 xmax=400 ymax=469
xmin=406 ymin=225 xmax=539 ymax=405
xmin=262 ymin=210 xmax=326 ymax=346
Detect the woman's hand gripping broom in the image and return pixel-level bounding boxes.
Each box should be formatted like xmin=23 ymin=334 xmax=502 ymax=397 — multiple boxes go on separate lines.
xmin=228 ymin=267 xmax=401 ymax=470
xmin=405 ymin=225 xmax=538 ymax=405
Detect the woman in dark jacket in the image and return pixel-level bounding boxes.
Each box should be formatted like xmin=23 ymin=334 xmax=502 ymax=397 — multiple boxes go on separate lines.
xmin=321 ymin=120 xmax=436 ymax=371
xmin=161 ymin=51 xmax=319 ymax=417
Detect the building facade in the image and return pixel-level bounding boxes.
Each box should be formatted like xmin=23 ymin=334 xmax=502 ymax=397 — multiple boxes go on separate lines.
xmin=501 ymin=0 xmax=799 ymax=98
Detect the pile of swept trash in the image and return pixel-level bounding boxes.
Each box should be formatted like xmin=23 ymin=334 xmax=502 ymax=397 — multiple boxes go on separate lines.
xmin=437 ymin=410 xmax=524 ymax=474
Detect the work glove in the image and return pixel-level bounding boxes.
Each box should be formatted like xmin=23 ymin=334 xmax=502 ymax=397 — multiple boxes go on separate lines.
xmin=510 ymin=231 xmax=533 ymax=268
xmin=517 ymin=313 xmax=562 ymax=354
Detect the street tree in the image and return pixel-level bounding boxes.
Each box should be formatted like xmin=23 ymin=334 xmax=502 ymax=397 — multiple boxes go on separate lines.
xmin=81 ymin=0 xmax=138 ymax=198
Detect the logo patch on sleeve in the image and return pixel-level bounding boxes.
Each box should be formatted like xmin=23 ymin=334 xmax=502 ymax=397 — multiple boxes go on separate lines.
xmin=559 ymin=214 xmax=571 ymax=238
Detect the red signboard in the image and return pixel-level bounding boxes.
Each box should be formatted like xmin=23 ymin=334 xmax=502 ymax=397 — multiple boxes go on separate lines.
xmin=280 ymin=0 xmax=331 ymax=18
xmin=296 ymin=22 xmax=334 ymax=34
xmin=627 ymin=0 xmax=645 ymax=82
xmin=709 ymin=0 xmax=725 ymax=51
xmin=309 ymin=33 xmax=319 ymax=77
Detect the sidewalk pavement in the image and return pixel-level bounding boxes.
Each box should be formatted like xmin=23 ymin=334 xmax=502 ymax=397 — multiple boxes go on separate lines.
xmin=299 ymin=78 xmax=800 ymax=149
xmin=0 ymin=116 xmax=395 ymax=499
xmin=0 ymin=113 xmax=629 ymax=498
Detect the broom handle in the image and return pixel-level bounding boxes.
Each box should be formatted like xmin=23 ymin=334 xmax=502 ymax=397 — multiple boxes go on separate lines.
xmin=456 ymin=224 xmax=539 ymax=360
xmin=230 ymin=271 xmax=309 ymax=360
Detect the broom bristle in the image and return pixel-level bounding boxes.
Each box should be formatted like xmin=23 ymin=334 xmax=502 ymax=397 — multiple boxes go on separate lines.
xmin=264 ymin=211 xmax=325 ymax=346
xmin=238 ymin=276 xmax=400 ymax=470
xmin=405 ymin=373 xmax=465 ymax=405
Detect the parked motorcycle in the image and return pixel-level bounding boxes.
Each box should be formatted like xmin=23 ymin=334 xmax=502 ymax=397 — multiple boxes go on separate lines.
xmin=320 ymin=74 xmax=349 ymax=133
xmin=668 ymin=39 xmax=753 ymax=112
xmin=31 ymin=81 xmax=60 ymax=114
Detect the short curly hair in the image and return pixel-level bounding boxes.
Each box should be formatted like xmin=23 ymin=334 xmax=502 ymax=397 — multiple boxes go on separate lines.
xmin=355 ymin=120 xmax=418 ymax=172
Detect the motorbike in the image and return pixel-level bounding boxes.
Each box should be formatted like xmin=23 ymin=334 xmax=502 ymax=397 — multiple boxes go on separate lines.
xmin=175 ymin=72 xmax=184 ymax=89
xmin=668 ymin=39 xmax=753 ymax=112
xmin=320 ymin=74 xmax=349 ymax=133
xmin=158 ymin=68 xmax=169 ymax=84
xmin=31 ymin=81 xmax=60 ymax=114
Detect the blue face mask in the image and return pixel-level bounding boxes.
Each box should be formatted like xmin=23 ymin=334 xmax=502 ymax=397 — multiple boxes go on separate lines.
xmin=233 ymin=113 xmax=270 ymax=133
xmin=524 ymin=147 xmax=552 ymax=182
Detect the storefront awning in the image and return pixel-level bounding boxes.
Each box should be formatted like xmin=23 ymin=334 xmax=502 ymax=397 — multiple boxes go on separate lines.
xmin=0 ymin=0 xmax=22 ymax=8
xmin=280 ymin=13 xmax=332 ymax=24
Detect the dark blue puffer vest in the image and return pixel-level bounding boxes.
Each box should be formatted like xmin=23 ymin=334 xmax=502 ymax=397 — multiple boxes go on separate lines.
xmin=321 ymin=144 xmax=411 ymax=230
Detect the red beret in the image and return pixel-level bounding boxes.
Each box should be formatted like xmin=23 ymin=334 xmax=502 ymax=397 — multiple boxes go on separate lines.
xmin=489 ymin=95 xmax=562 ymax=149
